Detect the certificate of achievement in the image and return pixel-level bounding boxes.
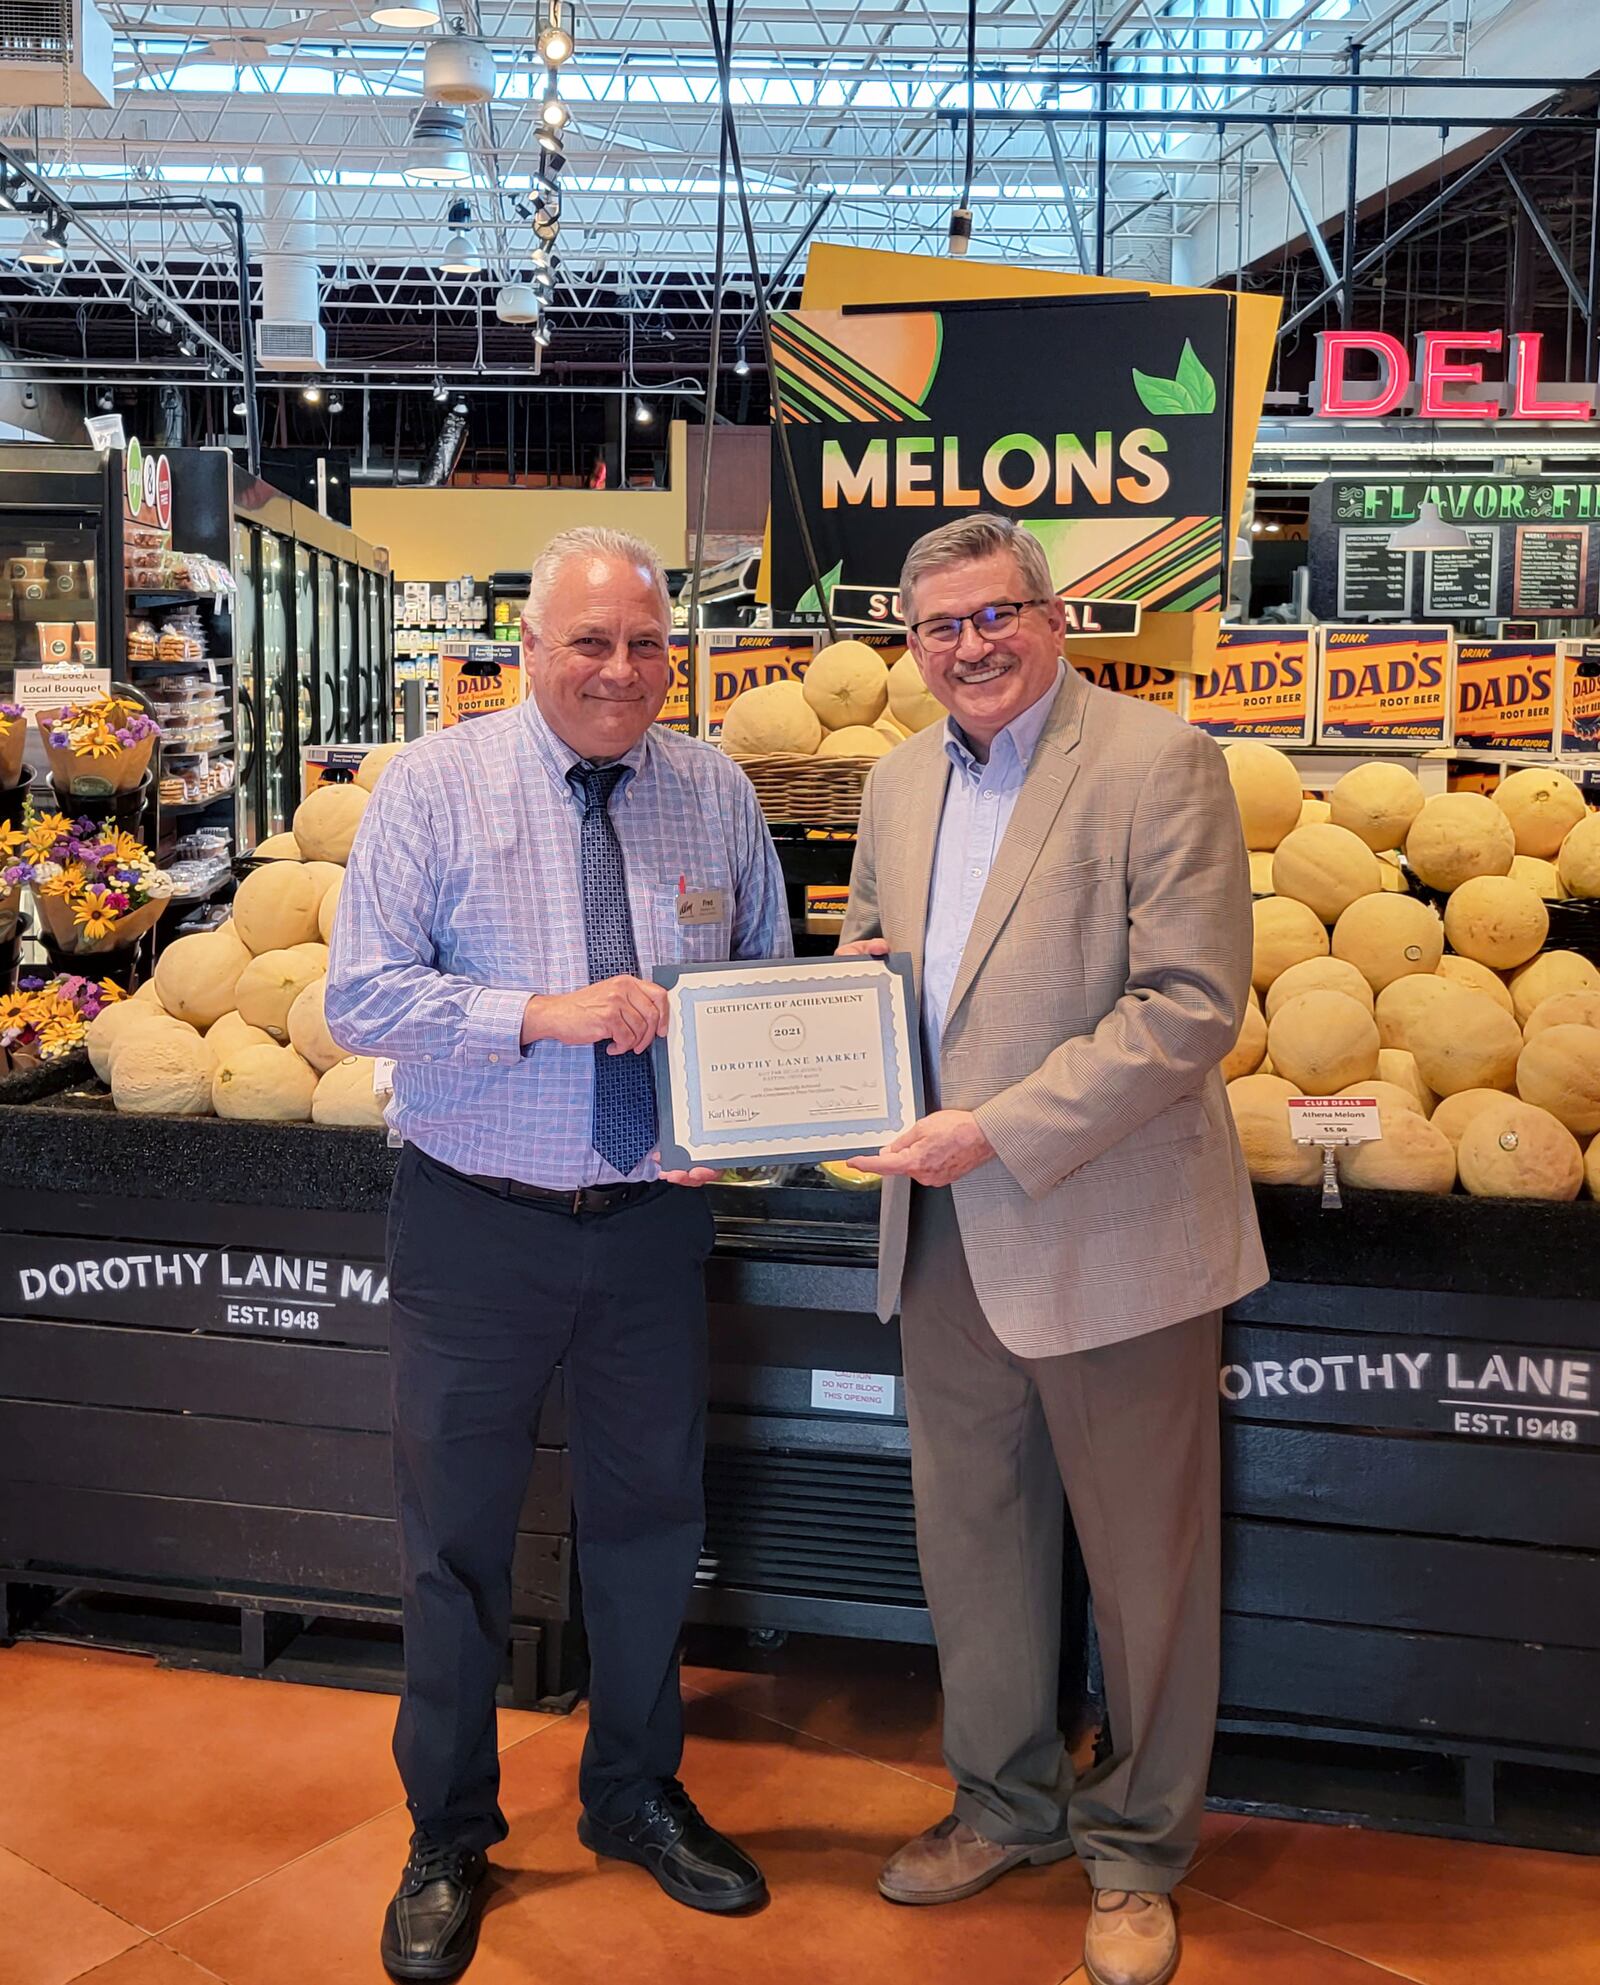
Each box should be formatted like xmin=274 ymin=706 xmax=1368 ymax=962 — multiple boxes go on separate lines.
xmin=651 ymin=954 xmax=925 ymax=1169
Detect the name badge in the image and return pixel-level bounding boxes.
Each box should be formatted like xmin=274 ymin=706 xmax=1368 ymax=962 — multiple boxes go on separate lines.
xmin=677 ymin=888 xmax=727 ymax=927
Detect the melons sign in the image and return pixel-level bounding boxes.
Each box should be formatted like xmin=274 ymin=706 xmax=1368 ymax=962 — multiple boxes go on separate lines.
xmin=769 ymin=293 xmax=1234 ymax=626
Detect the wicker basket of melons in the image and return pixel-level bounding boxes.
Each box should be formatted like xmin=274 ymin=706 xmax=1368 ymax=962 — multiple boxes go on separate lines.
xmin=718 ymin=639 xmax=942 ymax=829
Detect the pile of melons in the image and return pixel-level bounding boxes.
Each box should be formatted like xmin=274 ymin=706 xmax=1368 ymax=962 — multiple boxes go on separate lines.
xmin=85 ymin=743 xmax=407 ymax=1126
xmin=1224 ymin=741 xmax=1600 ymax=1201
xmin=719 ymin=641 xmax=941 ymax=761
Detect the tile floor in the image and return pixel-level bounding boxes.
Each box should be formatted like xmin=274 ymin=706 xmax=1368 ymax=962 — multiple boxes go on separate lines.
xmin=3 ymin=1636 xmax=1594 ymax=1985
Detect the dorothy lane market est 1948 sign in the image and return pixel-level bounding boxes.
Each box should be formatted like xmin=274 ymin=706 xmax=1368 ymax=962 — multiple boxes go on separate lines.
xmin=2 ymin=1236 xmax=390 ymax=1342
xmin=768 ymin=292 xmax=1235 ymax=627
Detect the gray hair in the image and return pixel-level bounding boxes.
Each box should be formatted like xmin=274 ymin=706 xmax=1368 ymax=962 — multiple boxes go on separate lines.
xmin=523 ymin=526 xmax=670 ymax=632
xmin=899 ymin=515 xmax=1054 ymax=626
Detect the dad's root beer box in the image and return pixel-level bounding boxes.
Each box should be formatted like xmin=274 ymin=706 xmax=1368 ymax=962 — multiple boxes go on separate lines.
xmin=1184 ymin=627 xmax=1315 ymax=745
xmin=1070 ymin=658 xmax=1182 ymax=713
xmin=1317 ymin=625 xmax=1453 ymax=747
xmin=1453 ymin=641 xmax=1559 ymax=755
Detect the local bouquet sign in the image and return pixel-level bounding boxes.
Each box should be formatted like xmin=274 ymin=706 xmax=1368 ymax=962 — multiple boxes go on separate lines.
xmin=768 ymin=293 xmax=1234 ymax=627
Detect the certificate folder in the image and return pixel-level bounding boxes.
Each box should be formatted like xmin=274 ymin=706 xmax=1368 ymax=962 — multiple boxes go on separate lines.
xmin=651 ymin=953 xmax=926 ymax=1172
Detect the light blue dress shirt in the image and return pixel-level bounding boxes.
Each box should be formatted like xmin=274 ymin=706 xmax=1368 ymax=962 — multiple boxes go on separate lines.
xmin=325 ymin=694 xmax=791 ymax=1188
xmin=921 ymin=662 xmax=1066 ymax=1100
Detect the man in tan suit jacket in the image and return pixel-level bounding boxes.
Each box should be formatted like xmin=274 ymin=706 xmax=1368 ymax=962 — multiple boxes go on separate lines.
xmin=839 ymin=515 xmax=1266 ymax=1985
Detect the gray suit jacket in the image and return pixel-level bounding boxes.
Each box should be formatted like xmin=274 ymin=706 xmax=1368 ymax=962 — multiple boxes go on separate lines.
xmin=840 ymin=662 xmax=1268 ymax=1355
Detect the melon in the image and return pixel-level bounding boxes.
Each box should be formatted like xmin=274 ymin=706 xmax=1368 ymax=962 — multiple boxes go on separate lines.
xmin=1509 ymin=853 xmax=1566 ymax=899
xmin=1494 ymin=766 xmax=1586 ymax=857
xmin=293 ymin=783 xmax=370 ymax=864
xmin=1508 ymin=950 xmax=1600 ymax=1026
xmin=1331 ymin=893 xmax=1444 ymax=992
xmin=212 ymin=1042 xmax=319 ymax=1122
xmin=111 ymin=1028 xmax=216 ymax=1116
xmin=1224 ymin=742 xmax=1304 ymax=851
xmin=1516 ymin=1024 xmax=1600 ymax=1134
xmin=1524 ymin=989 xmax=1600 ymax=1040
xmin=236 ymin=941 xmax=331 ymax=1041
xmin=816 ymin=724 xmax=894 ymax=759
xmin=802 ymin=640 xmax=890 ymax=731
xmin=154 ymin=925 xmax=253 ymax=1028
xmin=1298 ymin=796 xmax=1331 ymax=827
xmin=86 ymin=1001 xmax=181 ymax=1083
xmin=1266 ymin=989 xmax=1380 ymax=1096
xmin=354 ymin=740 xmax=408 ymax=792
xmin=232 ymin=861 xmax=322 ymax=954
xmin=311 ymin=1055 xmax=388 ymax=1127
xmin=1247 ymin=852 xmax=1276 ymax=896
xmin=1457 ymin=1096 xmax=1582 ymax=1200
xmin=1377 ymin=1048 xmax=1434 ymax=1116
xmin=1441 ymin=875 xmax=1549 ymax=970
xmin=1251 ymin=896 xmax=1328 ymax=994
xmin=1329 ymin=761 xmax=1426 ymax=852
xmin=130 ymin=979 xmax=163 ymax=1006
xmin=205 ymin=1009 xmax=275 ymax=1060
xmin=720 ymin=679 xmax=823 ymax=758
xmin=887 ymin=650 xmax=944 ymax=733
xmin=287 ymin=975 xmax=343 ymax=1074
xmin=873 ymin=714 xmax=911 ymax=746
xmin=1336 ymin=1078 xmax=1424 ymax=1118
xmin=1221 ymin=1001 xmax=1268 ymax=1082
xmin=1405 ymin=793 xmax=1515 ymax=892
xmin=1263 ymin=955 xmax=1375 ymax=1023
xmin=1271 ymin=823 xmax=1384 ymax=924
xmin=1338 ymin=1103 xmax=1456 ymax=1195
xmin=1408 ymin=986 xmax=1523 ymax=1096
xmin=1585 ymin=1132 xmax=1600 ymax=1200
xmin=317 ymin=873 xmax=344 ymax=944
xmin=1227 ymin=1072 xmax=1321 ymax=1184
xmin=1436 ymin=954 xmax=1516 ymax=1015
xmin=1374 ymin=974 xmax=1451 ymax=1051
xmin=302 ymin=859 xmax=344 ymax=901
xmin=1556 ymin=811 xmax=1600 ymax=899
xmin=1431 ymin=1088 xmax=1507 ymax=1148
xmin=251 ymin=831 xmax=301 ymax=861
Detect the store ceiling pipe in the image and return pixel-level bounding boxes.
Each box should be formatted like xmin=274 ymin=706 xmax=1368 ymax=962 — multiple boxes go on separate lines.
xmin=257 ymin=158 xmax=326 ymax=373
xmin=0 ymin=349 xmax=92 ymax=443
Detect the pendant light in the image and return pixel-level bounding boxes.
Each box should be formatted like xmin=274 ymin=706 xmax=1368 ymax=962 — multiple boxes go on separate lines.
xmin=18 ymin=214 xmax=66 ymax=266
xmin=1386 ymin=499 xmax=1472 ymax=553
xmin=405 ymin=106 xmax=472 ymax=186
xmin=370 ymin=0 xmax=439 ymax=26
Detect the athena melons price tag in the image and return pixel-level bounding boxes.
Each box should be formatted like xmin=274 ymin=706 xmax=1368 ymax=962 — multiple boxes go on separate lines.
xmin=1288 ymin=1097 xmax=1382 ymax=1147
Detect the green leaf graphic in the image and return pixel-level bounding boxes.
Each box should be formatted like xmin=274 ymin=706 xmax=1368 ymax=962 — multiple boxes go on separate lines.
xmin=1175 ymin=338 xmax=1217 ymax=413
xmin=1131 ymin=340 xmax=1216 ymax=416
xmin=794 ymin=558 xmax=843 ymax=618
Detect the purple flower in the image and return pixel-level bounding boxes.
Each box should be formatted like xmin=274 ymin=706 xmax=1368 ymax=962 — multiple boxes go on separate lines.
xmin=48 ymin=729 xmax=69 ymax=747
xmin=18 ymin=973 xmax=43 ymax=991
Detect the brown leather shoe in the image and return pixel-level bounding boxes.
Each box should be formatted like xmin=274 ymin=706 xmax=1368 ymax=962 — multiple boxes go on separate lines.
xmin=1083 ymin=1889 xmax=1179 ymax=1985
xmin=877 ymin=1812 xmax=1074 ymax=1905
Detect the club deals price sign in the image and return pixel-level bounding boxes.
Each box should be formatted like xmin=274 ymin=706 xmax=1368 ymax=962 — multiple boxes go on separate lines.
xmin=1453 ymin=641 xmax=1559 ymax=754
xmin=768 ymin=292 xmax=1235 ymax=631
xmin=1185 ymin=626 xmax=1314 ymax=743
xmin=1317 ymin=626 xmax=1453 ymax=746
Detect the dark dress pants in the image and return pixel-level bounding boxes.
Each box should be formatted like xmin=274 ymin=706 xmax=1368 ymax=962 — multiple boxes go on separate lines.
xmin=386 ymin=1145 xmax=715 ymax=1849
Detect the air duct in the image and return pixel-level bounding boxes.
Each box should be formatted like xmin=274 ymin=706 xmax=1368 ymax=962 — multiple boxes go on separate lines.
xmin=256 ymin=158 xmax=325 ymax=373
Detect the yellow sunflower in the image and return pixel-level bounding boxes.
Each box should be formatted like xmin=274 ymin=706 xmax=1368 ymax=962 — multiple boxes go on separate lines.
xmin=73 ymin=887 xmax=121 ymax=940
xmin=108 ymin=831 xmax=146 ymax=867
xmin=0 ymin=993 xmax=33 ymax=1032
xmin=0 ymin=823 xmax=23 ymax=861
xmin=23 ymin=812 xmax=73 ymax=860
xmin=97 ymin=978 xmax=128 ymax=1004
xmin=38 ymin=862 xmax=86 ymax=899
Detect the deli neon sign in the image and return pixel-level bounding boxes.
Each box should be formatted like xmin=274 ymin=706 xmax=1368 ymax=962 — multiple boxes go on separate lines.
xmin=1313 ymin=330 xmax=1594 ymax=421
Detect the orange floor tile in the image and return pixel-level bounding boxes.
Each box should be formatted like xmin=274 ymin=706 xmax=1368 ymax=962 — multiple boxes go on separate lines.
xmin=3 ymin=1637 xmax=1593 ymax=1985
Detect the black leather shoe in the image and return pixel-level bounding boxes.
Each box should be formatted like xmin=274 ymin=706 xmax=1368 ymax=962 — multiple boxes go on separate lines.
xmin=380 ymin=1840 xmax=490 ymax=1982
xmin=577 ymin=1779 xmax=767 ymax=1913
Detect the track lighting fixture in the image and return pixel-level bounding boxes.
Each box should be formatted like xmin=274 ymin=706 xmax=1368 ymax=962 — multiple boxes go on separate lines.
xmin=301 ymin=383 xmax=324 ymax=405
xmin=733 ymin=349 xmax=750 ymax=377
xmin=537 ymin=1 xmax=573 ymax=66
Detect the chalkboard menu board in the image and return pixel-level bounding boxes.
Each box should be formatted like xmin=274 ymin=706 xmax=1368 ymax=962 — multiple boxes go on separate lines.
xmin=1337 ymin=529 xmax=1409 ymax=616
xmin=1310 ymin=478 xmax=1600 ymax=621
xmin=1424 ymin=530 xmax=1500 ymax=616
xmin=1513 ymin=526 xmax=1589 ymax=615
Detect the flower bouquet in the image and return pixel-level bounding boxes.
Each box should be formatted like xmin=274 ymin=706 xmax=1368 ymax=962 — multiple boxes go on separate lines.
xmin=0 ymin=702 xmax=24 ymax=789
xmin=5 ymin=811 xmax=175 ymax=956
xmin=0 ymin=971 xmax=125 ymax=1073
xmin=37 ymin=694 xmax=160 ymax=797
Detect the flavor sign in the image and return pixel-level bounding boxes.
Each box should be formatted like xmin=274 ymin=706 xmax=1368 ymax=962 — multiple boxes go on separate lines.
xmin=769 ymin=293 xmax=1234 ymax=628
xmin=1317 ymin=626 xmax=1452 ymax=746
xmin=1453 ymin=641 xmax=1558 ymax=753
xmin=1185 ymin=627 xmax=1314 ymax=743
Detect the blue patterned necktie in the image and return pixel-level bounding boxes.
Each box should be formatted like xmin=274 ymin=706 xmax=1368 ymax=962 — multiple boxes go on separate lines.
xmin=566 ymin=760 xmax=658 ymax=1176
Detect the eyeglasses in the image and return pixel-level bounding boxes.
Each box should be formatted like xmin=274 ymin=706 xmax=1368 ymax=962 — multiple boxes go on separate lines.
xmin=910 ymin=598 xmax=1051 ymax=654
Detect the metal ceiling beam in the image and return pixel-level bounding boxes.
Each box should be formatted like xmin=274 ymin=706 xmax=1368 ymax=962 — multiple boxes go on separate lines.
xmin=1501 ymin=159 xmax=1590 ymax=315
